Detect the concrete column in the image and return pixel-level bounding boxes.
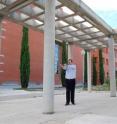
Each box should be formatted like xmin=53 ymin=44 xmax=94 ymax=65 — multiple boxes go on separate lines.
xmin=68 ymin=43 xmax=72 ymax=59
xmin=87 ymin=51 xmax=92 ymax=92
xmin=81 ymin=50 xmax=85 ymax=83
xmin=108 ymin=36 xmax=116 ymax=97
xmin=43 ymin=0 xmax=56 ymax=114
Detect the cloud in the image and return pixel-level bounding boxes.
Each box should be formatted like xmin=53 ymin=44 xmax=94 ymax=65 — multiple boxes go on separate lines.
xmin=82 ymin=0 xmax=117 ymax=11
xmin=96 ymin=11 xmax=117 ymax=28
xmin=82 ymin=0 xmax=117 ymax=28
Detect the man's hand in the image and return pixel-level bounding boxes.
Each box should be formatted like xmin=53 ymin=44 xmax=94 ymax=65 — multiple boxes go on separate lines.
xmin=60 ymin=64 xmax=63 ymax=68
xmin=60 ymin=64 xmax=67 ymax=70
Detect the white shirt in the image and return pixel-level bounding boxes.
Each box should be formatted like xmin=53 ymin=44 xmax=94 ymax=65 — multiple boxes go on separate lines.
xmin=64 ymin=64 xmax=76 ymax=79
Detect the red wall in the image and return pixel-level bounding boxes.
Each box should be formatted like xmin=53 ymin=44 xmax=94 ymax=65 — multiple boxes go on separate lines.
xmin=91 ymin=48 xmax=109 ymax=84
xmin=1 ymin=20 xmax=22 ymax=82
xmin=0 ymin=20 xmax=73 ymax=84
xmin=1 ymin=20 xmax=114 ymax=85
xmin=103 ymin=48 xmax=109 ymax=79
xmin=29 ymin=29 xmax=44 ymax=83
xmin=71 ymin=45 xmax=83 ymax=83
xmin=1 ymin=20 xmax=115 ymax=86
xmin=0 ymin=20 xmax=44 ymax=84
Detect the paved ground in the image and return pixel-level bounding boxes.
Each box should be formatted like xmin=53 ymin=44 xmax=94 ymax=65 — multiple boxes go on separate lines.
xmin=66 ymin=114 xmax=117 ymax=124
xmin=0 ymin=88 xmax=117 ymax=124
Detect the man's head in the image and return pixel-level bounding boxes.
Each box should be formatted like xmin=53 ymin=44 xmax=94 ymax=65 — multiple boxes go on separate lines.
xmin=68 ymin=59 xmax=73 ymax=64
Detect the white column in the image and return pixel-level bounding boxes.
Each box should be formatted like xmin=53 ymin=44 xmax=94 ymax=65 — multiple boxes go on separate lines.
xmin=68 ymin=43 xmax=71 ymax=59
xmin=87 ymin=51 xmax=92 ymax=92
xmin=43 ymin=0 xmax=56 ymax=114
xmin=81 ymin=50 xmax=85 ymax=83
xmin=108 ymin=36 xmax=116 ymax=97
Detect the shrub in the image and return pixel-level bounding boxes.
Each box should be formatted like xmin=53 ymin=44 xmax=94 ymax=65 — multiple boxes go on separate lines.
xmin=84 ymin=50 xmax=87 ymax=88
xmin=20 ymin=26 xmax=30 ymax=89
xmin=99 ymin=49 xmax=105 ymax=85
xmin=92 ymin=57 xmax=97 ymax=85
xmin=61 ymin=42 xmax=68 ymax=87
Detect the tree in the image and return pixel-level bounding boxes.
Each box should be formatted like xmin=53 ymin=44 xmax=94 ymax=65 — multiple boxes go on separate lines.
xmin=84 ymin=50 xmax=87 ymax=88
xmin=20 ymin=26 xmax=30 ymax=88
xmin=61 ymin=42 xmax=68 ymax=87
xmin=92 ymin=57 xmax=97 ymax=85
xmin=99 ymin=49 xmax=105 ymax=85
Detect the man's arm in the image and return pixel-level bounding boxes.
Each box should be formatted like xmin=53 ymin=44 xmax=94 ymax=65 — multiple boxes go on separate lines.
xmin=60 ymin=64 xmax=67 ymax=70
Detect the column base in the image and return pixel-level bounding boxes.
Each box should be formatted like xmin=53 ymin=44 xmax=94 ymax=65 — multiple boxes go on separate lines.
xmin=43 ymin=112 xmax=54 ymax=114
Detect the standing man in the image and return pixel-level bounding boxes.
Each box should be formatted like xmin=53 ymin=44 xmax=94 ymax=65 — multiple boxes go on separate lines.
xmin=60 ymin=59 xmax=76 ymax=105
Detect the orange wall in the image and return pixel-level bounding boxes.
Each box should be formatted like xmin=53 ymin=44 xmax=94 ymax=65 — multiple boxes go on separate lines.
xmin=1 ymin=20 xmax=115 ymax=86
xmin=103 ymin=48 xmax=109 ymax=79
xmin=0 ymin=20 xmax=83 ymax=84
xmin=0 ymin=20 xmax=45 ymax=83
xmin=29 ymin=29 xmax=44 ymax=83
xmin=71 ymin=45 xmax=83 ymax=83
xmin=1 ymin=20 xmax=22 ymax=82
xmin=2 ymin=20 xmax=113 ymax=85
xmin=91 ymin=48 xmax=109 ymax=84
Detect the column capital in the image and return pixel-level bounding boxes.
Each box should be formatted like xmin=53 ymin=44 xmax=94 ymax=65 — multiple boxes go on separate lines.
xmin=81 ymin=49 xmax=85 ymax=56
xmin=65 ymin=42 xmax=69 ymax=45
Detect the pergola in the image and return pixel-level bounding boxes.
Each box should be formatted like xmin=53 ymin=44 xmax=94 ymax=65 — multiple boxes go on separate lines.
xmin=0 ymin=0 xmax=117 ymax=113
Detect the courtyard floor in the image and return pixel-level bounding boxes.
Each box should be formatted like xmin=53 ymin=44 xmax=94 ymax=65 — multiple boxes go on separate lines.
xmin=0 ymin=86 xmax=117 ymax=124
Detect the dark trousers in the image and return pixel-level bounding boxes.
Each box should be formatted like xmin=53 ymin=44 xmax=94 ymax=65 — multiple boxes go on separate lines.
xmin=65 ymin=79 xmax=75 ymax=104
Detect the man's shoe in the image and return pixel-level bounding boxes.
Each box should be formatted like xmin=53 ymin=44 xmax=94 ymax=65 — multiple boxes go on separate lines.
xmin=65 ymin=103 xmax=69 ymax=106
xmin=72 ymin=102 xmax=75 ymax=105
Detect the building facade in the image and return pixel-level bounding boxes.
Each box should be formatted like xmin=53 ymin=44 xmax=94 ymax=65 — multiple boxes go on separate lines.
xmin=0 ymin=20 xmax=116 ymax=85
xmin=0 ymin=20 xmax=84 ymax=84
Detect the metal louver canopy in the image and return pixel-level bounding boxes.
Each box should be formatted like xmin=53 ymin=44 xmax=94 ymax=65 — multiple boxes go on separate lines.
xmin=0 ymin=0 xmax=117 ymax=50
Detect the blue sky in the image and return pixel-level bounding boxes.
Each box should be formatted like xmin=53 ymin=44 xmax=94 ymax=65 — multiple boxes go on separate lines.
xmin=82 ymin=0 xmax=117 ymax=28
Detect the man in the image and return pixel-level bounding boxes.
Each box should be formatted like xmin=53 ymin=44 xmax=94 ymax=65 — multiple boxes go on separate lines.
xmin=60 ymin=59 xmax=76 ymax=105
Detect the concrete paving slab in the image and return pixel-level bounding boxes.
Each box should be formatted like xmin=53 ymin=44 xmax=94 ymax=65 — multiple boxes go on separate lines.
xmin=65 ymin=114 xmax=117 ymax=124
xmin=0 ymin=89 xmax=66 ymax=101
xmin=0 ymin=91 xmax=117 ymax=124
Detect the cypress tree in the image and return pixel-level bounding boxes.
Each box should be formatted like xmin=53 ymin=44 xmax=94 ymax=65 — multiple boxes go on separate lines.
xmin=99 ymin=49 xmax=105 ymax=85
xmin=84 ymin=50 xmax=87 ymax=88
xmin=61 ymin=42 xmax=68 ymax=87
xmin=92 ymin=57 xmax=97 ymax=85
xmin=20 ymin=26 xmax=30 ymax=88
